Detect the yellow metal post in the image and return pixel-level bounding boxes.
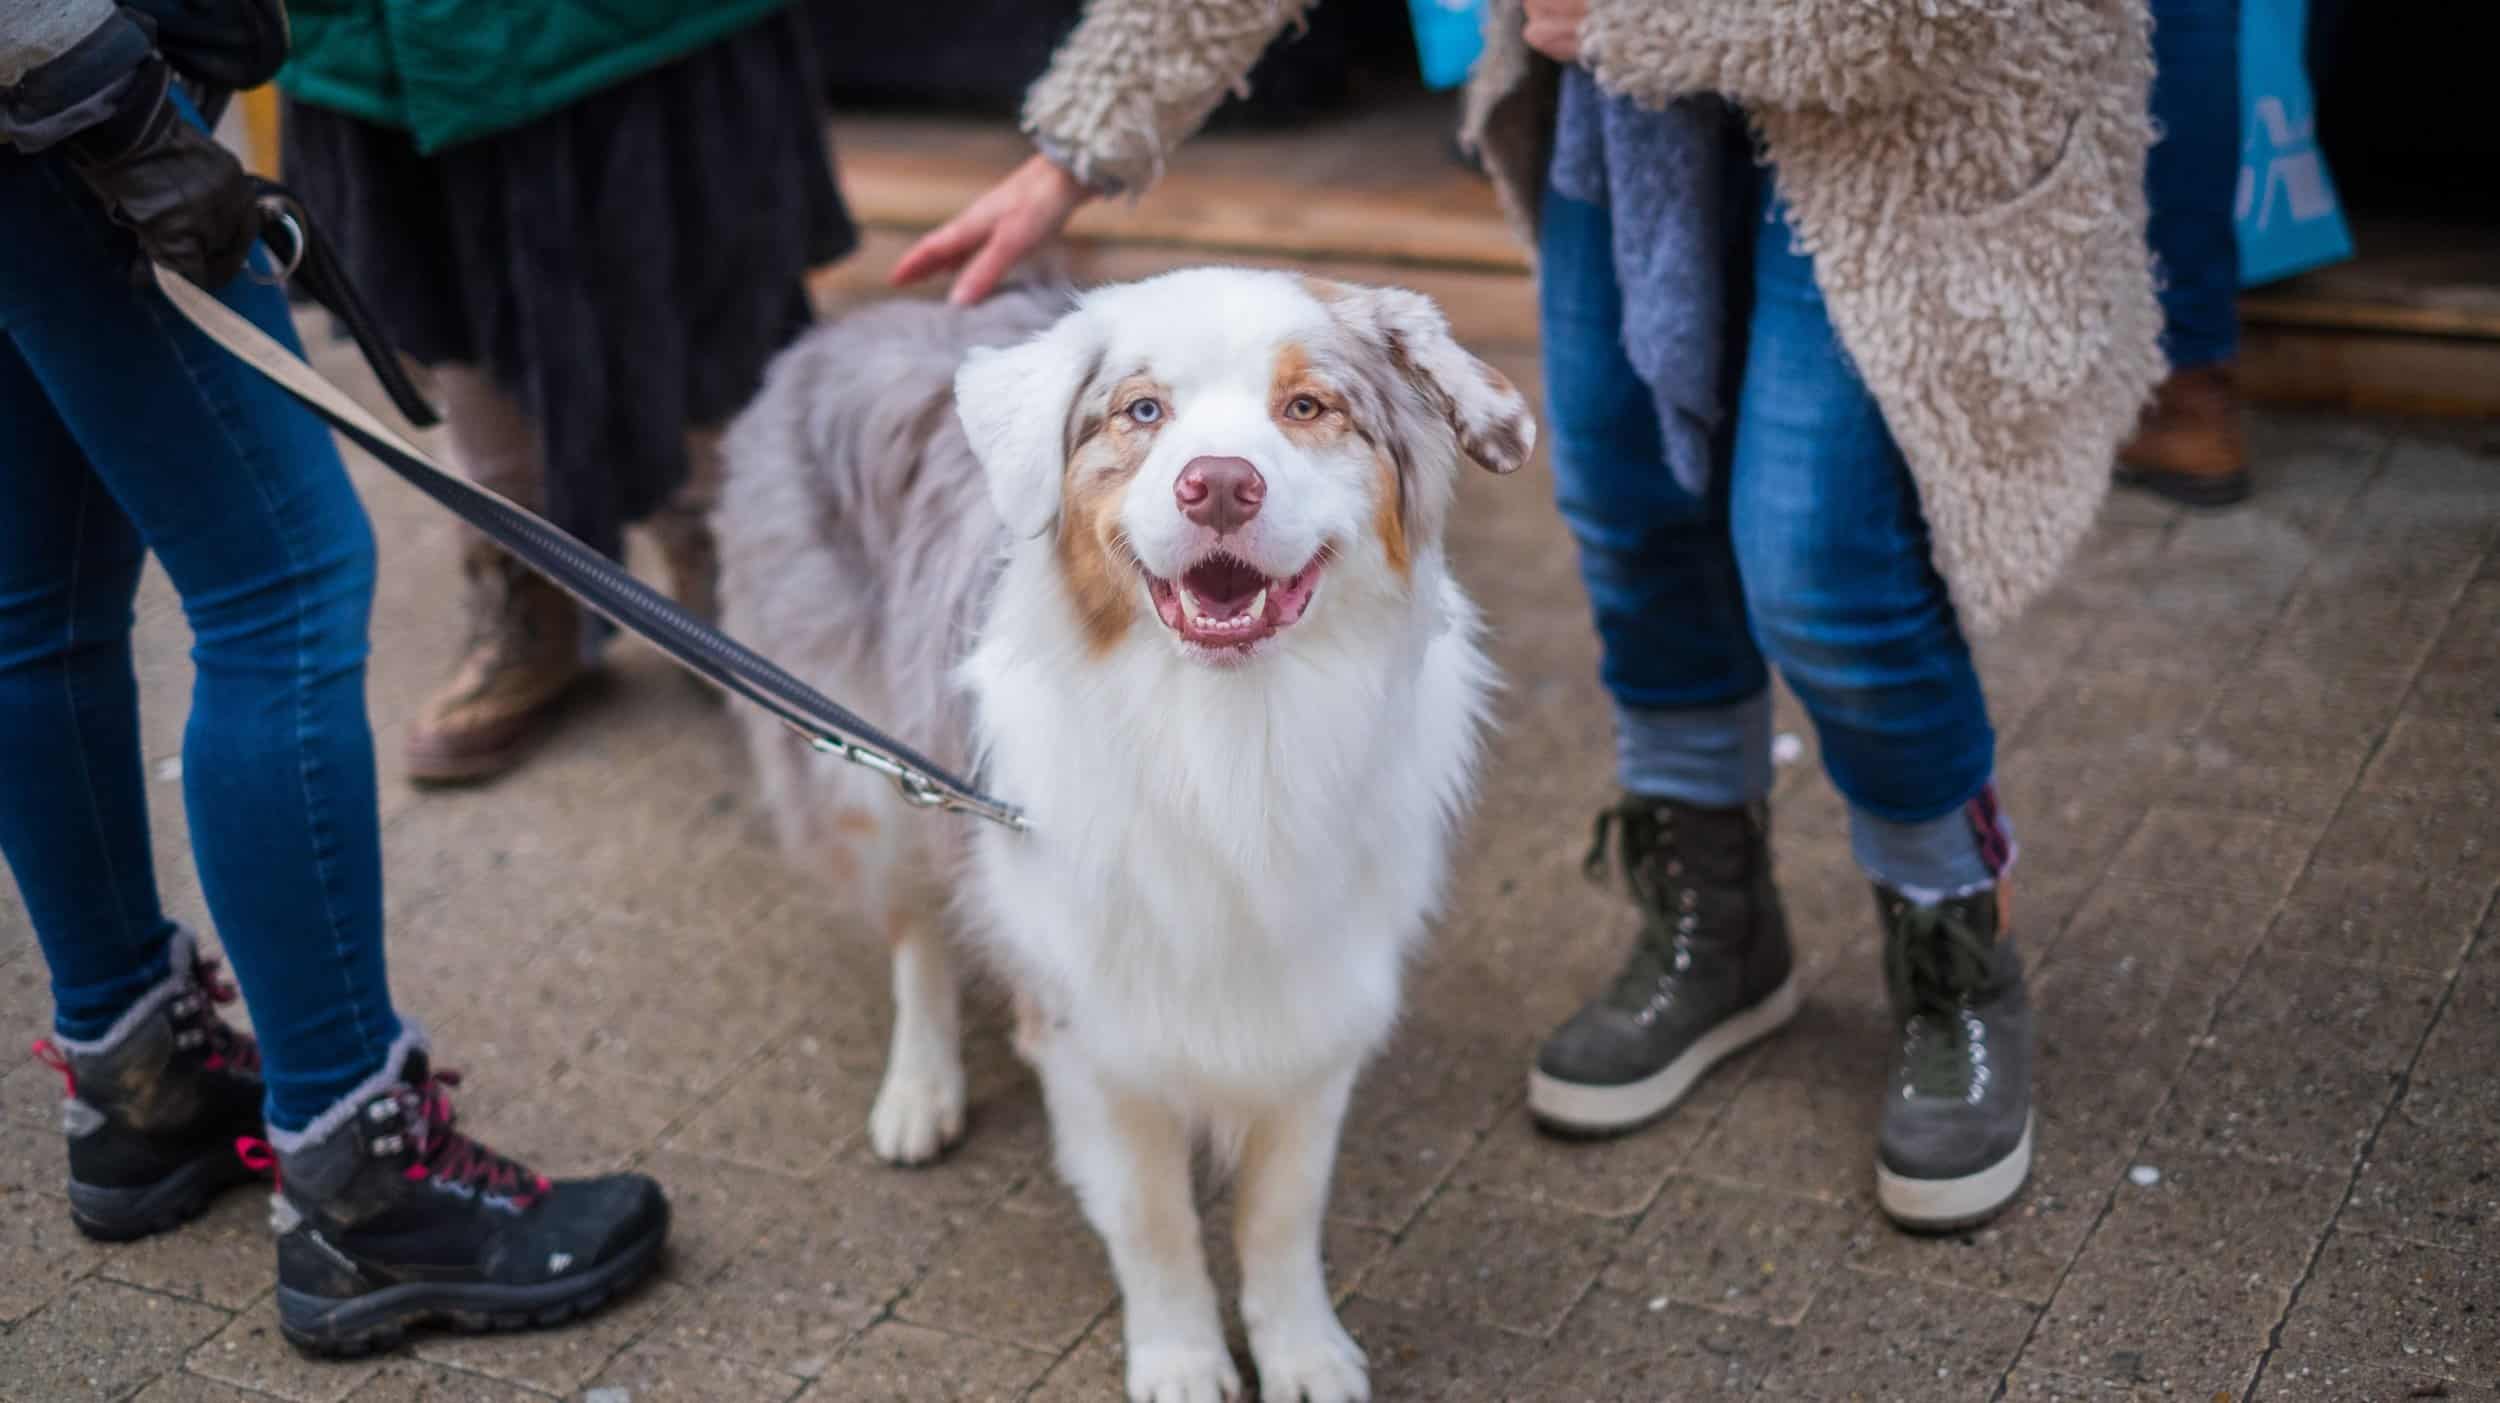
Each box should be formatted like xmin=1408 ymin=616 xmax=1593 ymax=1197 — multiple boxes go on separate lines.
xmin=239 ymin=85 xmax=282 ymax=178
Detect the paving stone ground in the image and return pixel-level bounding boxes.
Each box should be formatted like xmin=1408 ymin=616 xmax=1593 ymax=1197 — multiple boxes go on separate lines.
xmin=3 ymin=236 xmax=2498 ymax=1402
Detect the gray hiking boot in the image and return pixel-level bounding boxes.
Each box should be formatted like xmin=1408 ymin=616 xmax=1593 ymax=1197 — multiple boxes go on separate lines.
xmin=1873 ymin=883 xmax=2035 ymax=1230
xmin=266 ymin=1049 xmax=669 ymax=1357
xmin=1529 ymin=796 xmax=1800 ymax=1135
xmin=31 ymin=928 xmax=265 ymax=1241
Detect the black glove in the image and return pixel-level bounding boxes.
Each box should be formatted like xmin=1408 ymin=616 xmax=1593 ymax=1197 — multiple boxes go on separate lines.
xmin=65 ymin=52 xmax=262 ymax=288
xmin=0 ymin=8 xmax=260 ymax=288
xmin=127 ymin=0 xmax=293 ymax=93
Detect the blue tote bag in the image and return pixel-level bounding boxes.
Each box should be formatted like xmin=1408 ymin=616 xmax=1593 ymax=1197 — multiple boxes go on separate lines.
xmin=2236 ymin=0 xmax=2355 ymax=285
xmin=1409 ymin=0 xmax=1487 ymax=90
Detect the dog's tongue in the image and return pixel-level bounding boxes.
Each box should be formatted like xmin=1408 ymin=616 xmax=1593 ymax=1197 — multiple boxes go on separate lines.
xmin=1184 ymin=557 xmax=1266 ymax=620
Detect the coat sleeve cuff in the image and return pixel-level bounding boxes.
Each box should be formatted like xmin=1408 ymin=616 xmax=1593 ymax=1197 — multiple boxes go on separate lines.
xmin=0 ymin=4 xmax=152 ymax=152
xmin=1017 ymin=0 xmax=1313 ymax=201
xmin=0 ymin=0 xmax=122 ymax=87
xmin=1033 ymin=133 xmax=1130 ymax=199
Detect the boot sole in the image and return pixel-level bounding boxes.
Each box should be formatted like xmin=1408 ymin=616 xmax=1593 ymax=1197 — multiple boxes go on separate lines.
xmin=68 ymin=1153 xmax=260 ymax=1243
xmin=403 ymin=675 xmax=594 ymax=786
xmin=276 ymin=1208 xmax=668 ymax=1358
xmin=1877 ymin=1113 xmax=2035 ymax=1232
xmin=1526 ymin=973 xmax=1802 ymax=1136
xmin=2115 ymin=464 xmax=2251 ymax=508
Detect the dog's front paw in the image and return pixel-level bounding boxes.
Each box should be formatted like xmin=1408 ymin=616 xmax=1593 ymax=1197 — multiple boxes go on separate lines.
xmin=1251 ymin=1310 xmax=1369 ymax=1403
xmin=1125 ymin=1338 xmax=1241 ymax=1403
xmin=868 ymin=1063 xmax=965 ymax=1165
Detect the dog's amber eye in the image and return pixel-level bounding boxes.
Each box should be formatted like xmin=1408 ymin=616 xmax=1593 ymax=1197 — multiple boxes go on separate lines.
xmin=1284 ymin=395 xmax=1324 ymax=422
xmin=1124 ymin=398 xmax=1164 ymax=426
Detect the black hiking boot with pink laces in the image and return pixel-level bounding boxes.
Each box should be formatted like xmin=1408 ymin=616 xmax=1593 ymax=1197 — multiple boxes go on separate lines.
xmin=258 ymin=1046 xmax=670 ymax=1358
xmin=32 ymin=926 xmax=267 ymax=1242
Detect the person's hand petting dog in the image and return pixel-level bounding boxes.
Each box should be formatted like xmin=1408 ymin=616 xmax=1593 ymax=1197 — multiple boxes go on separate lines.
xmin=1522 ymin=0 xmax=1587 ymax=63
xmin=893 ymin=0 xmax=1586 ymax=306
xmin=888 ymin=152 xmax=1092 ymax=307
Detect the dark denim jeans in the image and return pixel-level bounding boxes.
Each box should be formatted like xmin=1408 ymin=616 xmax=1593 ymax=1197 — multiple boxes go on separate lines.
xmin=0 ymin=116 xmax=403 ymax=1131
xmin=2148 ymin=0 xmax=2243 ymax=371
xmin=1538 ymin=172 xmax=2003 ymax=890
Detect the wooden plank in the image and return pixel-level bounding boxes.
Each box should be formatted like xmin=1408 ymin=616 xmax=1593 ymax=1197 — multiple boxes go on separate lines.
xmin=2241 ymin=323 xmax=2500 ymax=418
xmin=811 ymin=229 xmax=1543 ymax=352
xmin=240 ymin=85 xmax=282 ymax=179
xmin=2240 ymin=293 xmax=2500 ymax=341
xmin=835 ymin=101 xmax=1526 ymax=273
xmin=2242 ymin=215 xmax=2500 ymax=341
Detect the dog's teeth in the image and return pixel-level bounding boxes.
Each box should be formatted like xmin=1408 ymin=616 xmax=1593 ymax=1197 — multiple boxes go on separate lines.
xmin=1249 ymin=587 xmax=1269 ymax=619
xmin=1179 ymin=586 xmax=1207 ymax=623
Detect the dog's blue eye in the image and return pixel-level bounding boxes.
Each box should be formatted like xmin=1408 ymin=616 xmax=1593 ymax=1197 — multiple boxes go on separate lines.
xmin=1126 ymin=399 xmax=1162 ymax=425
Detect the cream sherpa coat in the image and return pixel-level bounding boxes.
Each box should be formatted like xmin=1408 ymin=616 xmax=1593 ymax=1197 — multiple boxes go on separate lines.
xmin=1023 ymin=0 xmax=2166 ymax=634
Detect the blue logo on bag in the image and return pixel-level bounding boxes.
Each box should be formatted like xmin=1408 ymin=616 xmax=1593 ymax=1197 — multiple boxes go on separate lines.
xmin=2236 ymin=0 xmax=2354 ymax=285
xmin=1409 ymin=0 xmax=1487 ymax=91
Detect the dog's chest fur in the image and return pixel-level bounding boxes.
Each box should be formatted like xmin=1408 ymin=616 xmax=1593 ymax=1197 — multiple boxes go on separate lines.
xmin=960 ymin=543 xmax=1490 ymax=1101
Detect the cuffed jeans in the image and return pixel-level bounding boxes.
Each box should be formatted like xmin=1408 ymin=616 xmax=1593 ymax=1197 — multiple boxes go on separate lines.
xmin=1538 ymin=168 xmax=2011 ymax=894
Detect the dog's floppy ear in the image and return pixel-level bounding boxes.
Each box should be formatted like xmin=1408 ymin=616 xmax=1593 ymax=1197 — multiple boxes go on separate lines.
xmin=1332 ymin=284 xmax=1535 ymax=475
xmin=955 ymin=307 xmax=1103 ymax=537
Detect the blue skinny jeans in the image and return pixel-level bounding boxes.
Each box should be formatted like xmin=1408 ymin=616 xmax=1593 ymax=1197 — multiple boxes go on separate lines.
xmin=0 ymin=110 xmax=403 ymax=1132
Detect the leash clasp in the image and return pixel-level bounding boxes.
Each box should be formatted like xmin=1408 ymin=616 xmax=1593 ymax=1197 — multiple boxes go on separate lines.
xmin=252 ymin=193 xmax=308 ymax=282
xmin=788 ymin=724 xmax=1032 ymax=834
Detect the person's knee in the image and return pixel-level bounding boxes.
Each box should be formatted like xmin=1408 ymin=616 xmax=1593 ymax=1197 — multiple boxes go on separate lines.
xmin=1732 ymin=493 xmax=1853 ymax=669
xmin=297 ymin=506 xmax=379 ymax=672
xmin=187 ymin=501 xmax=377 ymax=677
xmin=1547 ymin=412 xmax=1717 ymax=569
xmin=1734 ymin=515 xmax=1951 ymax=721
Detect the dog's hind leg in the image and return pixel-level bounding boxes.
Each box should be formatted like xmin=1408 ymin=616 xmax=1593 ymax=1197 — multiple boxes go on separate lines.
xmin=1234 ymin=1069 xmax=1369 ymax=1403
xmin=819 ymin=790 xmax=964 ymax=1168
xmin=869 ymin=909 xmax=966 ymax=1165
xmin=1034 ymin=1044 xmax=1237 ymax=1403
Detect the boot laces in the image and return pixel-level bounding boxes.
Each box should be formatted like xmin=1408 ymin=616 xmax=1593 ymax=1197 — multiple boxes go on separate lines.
xmin=26 ymin=951 xmax=260 ymax=1095
xmin=1884 ymin=900 xmax=1997 ymax=1101
xmin=30 ymin=1039 xmax=74 ymax=1097
xmin=169 ymin=953 xmax=260 ymax=1078
xmin=1584 ymin=801 xmax=1704 ymax=1018
xmin=375 ymin=1069 xmax=549 ymax=1207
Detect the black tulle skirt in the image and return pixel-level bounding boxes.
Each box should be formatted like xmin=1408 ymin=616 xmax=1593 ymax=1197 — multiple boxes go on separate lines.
xmin=281 ymin=8 xmax=855 ymax=559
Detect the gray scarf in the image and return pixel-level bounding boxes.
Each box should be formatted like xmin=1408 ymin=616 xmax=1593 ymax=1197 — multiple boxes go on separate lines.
xmin=1548 ymin=69 xmax=1739 ymax=495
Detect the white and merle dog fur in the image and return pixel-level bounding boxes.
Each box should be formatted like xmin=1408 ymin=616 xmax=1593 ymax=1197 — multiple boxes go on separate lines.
xmin=715 ymin=265 xmax=1532 ymax=1403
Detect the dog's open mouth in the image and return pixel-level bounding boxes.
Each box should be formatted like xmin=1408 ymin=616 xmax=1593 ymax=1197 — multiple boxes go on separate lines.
xmin=1144 ymin=551 xmax=1325 ymax=652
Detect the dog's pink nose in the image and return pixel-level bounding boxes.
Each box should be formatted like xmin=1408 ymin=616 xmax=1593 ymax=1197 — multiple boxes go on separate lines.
xmin=1175 ymin=456 xmax=1265 ymax=533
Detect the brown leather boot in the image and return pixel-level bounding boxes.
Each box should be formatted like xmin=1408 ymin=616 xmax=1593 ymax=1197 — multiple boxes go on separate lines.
xmin=2116 ymin=364 xmax=2250 ymax=506
xmin=655 ymin=429 xmax=725 ymax=627
xmin=647 ymin=507 xmax=719 ymax=629
xmin=645 ymin=430 xmax=725 ymax=702
xmin=404 ymin=541 xmax=588 ymax=785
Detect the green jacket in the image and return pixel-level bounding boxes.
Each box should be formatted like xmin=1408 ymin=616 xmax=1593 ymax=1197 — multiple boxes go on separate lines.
xmin=275 ymin=0 xmax=788 ymax=154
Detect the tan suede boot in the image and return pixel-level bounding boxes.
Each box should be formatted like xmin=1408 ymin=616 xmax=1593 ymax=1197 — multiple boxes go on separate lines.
xmin=643 ymin=429 xmax=725 ymax=702
xmin=403 ymin=539 xmax=589 ymax=785
xmin=2116 ymin=364 xmax=2251 ymax=507
xmin=653 ymin=428 xmax=725 ymax=626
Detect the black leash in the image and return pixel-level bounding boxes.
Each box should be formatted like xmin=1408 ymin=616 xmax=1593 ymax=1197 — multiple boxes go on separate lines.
xmin=155 ymin=187 xmax=1028 ymax=832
